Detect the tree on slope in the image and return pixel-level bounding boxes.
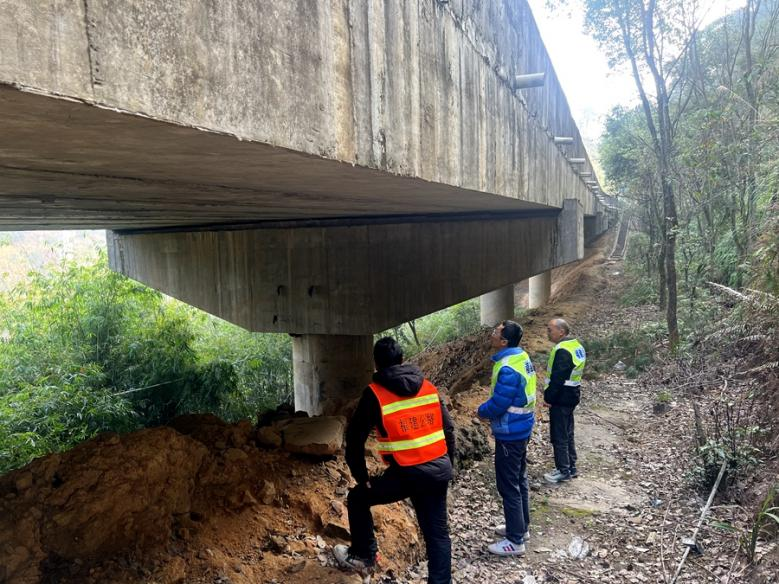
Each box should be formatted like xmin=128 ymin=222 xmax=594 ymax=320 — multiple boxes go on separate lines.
xmin=552 ymin=0 xmax=708 ymax=346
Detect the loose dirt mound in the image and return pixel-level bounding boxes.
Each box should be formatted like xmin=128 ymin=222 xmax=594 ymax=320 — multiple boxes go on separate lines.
xmin=0 ymin=415 xmax=419 ymax=584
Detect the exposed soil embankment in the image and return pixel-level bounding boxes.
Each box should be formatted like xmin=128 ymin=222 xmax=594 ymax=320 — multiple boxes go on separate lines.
xmin=0 ymin=415 xmax=419 ymax=584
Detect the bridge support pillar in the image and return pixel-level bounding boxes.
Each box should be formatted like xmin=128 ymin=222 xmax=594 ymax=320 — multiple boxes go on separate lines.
xmin=480 ymin=285 xmax=515 ymax=326
xmin=292 ymin=334 xmax=374 ymax=415
xmin=528 ymin=271 xmax=552 ymax=309
xmin=584 ymin=216 xmax=597 ymax=245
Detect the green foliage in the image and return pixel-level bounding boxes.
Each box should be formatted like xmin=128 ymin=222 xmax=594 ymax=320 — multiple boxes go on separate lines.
xmin=583 ymin=323 xmax=663 ymax=378
xmin=0 ymin=255 xmax=291 ymax=474
xmin=384 ymin=299 xmax=482 ymax=356
xmin=752 ymin=202 xmax=779 ymax=295
xmin=619 ymin=277 xmax=657 ymax=307
xmin=744 ymin=485 xmax=779 ymax=562
xmin=191 ymin=316 xmax=292 ymax=421
xmin=0 ymin=372 xmax=137 ymax=473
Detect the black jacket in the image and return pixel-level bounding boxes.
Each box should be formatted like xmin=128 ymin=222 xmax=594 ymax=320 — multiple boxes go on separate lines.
xmin=543 ymin=340 xmax=581 ymax=407
xmin=345 ymin=363 xmax=456 ymax=485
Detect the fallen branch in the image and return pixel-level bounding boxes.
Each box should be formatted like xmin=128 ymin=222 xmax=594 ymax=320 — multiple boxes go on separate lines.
xmin=660 ymin=500 xmax=673 ymax=583
xmin=670 ymin=458 xmax=728 ymax=584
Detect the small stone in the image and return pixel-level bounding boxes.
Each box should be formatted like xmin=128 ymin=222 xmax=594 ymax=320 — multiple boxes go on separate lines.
xmin=266 ymin=535 xmax=287 ymax=553
xmin=287 ymin=560 xmax=307 ymax=573
xmin=259 ymin=480 xmax=276 ymax=505
xmin=256 ymin=426 xmax=283 ymax=448
xmin=330 ymin=500 xmax=346 ymax=516
xmin=224 ymin=448 xmax=249 ymax=462
xmin=14 ymin=471 xmax=33 ymax=492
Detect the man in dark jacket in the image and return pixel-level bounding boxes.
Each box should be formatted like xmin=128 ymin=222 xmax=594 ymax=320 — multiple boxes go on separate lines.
xmin=334 ymin=337 xmax=455 ymax=584
xmin=542 ymin=318 xmax=587 ymax=484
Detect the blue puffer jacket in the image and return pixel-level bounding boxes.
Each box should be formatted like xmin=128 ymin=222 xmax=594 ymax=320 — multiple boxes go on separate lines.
xmin=477 ymin=347 xmax=535 ymax=442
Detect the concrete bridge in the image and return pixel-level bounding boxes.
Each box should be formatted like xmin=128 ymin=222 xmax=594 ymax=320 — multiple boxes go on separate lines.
xmin=0 ymin=0 xmax=615 ymax=414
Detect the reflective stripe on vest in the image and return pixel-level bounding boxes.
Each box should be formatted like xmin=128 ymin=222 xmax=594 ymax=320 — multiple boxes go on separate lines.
xmin=490 ymin=350 xmax=537 ymax=410
xmin=370 ymin=379 xmax=447 ymax=467
xmin=381 ymin=392 xmax=440 ymax=416
xmin=545 ymin=338 xmax=586 ymax=389
xmin=372 ymin=429 xmax=446 ymax=452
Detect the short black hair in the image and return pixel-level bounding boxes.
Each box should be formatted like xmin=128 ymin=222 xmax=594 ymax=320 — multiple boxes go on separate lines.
xmin=374 ymin=336 xmax=404 ymax=370
xmin=501 ymin=320 xmax=523 ymax=347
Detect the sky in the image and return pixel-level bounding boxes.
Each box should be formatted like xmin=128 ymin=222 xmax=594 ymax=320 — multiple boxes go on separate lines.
xmin=526 ymin=0 xmax=747 ymax=148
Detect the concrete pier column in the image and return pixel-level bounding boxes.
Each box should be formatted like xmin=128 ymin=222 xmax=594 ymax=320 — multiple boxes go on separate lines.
xmin=528 ymin=271 xmax=552 ymax=309
xmin=292 ymin=334 xmax=374 ymax=415
xmin=480 ymin=284 xmax=515 ymax=326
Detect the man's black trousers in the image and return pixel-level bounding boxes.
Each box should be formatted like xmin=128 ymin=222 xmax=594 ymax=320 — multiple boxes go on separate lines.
xmin=495 ymin=438 xmax=530 ymax=544
xmin=347 ymin=464 xmax=451 ymax=584
xmin=549 ymin=405 xmax=577 ymax=473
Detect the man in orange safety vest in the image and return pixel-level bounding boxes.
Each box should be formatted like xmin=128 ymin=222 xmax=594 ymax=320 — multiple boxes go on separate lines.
xmin=334 ymin=336 xmax=456 ymax=584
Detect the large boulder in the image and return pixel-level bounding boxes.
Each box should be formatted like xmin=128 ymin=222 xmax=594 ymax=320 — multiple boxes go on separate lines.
xmin=256 ymin=416 xmax=346 ymax=457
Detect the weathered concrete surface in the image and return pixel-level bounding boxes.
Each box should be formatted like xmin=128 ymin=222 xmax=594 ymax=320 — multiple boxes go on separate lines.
xmin=0 ymin=0 xmax=606 ymax=229
xmin=528 ymin=270 xmax=552 ymax=309
xmin=292 ymin=335 xmax=373 ymax=415
xmin=479 ymin=285 xmax=515 ymax=327
xmin=108 ymin=207 xmax=582 ymax=335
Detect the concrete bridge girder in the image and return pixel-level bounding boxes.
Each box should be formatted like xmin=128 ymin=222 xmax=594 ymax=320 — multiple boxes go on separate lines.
xmin=110 ymin=200 xmax=586 ymax=413
xmin=0 ymin=0 xmax=608 ymax=230
xmin=108 ymin=201 xmax=584 ymax=337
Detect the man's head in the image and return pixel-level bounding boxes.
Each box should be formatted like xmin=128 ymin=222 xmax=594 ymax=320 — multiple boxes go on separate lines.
xmin=373 ymin=336 xmax=404 ymax=371
xmin=490 ymin=320 xmax=523 ymax=350
xmin=546 ymin=318 xmax=570 ymax=343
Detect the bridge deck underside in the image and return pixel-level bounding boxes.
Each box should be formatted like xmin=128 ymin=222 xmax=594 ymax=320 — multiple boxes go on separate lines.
xmin=0 ymin=86 xmax=548 ymax=231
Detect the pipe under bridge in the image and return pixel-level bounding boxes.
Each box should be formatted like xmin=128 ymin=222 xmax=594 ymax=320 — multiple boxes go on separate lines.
xmin=0 ymin=0 xmax=616 ymax=414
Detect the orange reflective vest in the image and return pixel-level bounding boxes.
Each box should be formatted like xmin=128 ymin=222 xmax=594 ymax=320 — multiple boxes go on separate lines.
xmin=369 ymin=379 xmax=447 ymax=467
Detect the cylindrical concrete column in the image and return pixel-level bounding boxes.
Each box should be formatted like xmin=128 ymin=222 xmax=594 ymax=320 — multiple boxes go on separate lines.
xmin=480 ymin=284 xmax=515 ymax=326
xmin=292 ymin=334 xmax=374 ymax=415
xmin=528 ymin=271 xmax=552 ymax=309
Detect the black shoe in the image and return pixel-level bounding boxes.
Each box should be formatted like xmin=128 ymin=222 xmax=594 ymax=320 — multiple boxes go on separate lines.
xmin=570 ymin=466 xmax=579 ymax=478
xmin=333 ymin=544 xmax=376 ymax=571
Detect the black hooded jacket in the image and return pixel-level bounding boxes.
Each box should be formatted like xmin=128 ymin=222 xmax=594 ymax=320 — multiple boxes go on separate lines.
xmin=345 ymin=363 xmax=456 ymax=485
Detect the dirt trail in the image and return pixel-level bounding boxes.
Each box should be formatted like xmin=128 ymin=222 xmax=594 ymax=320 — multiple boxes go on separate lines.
xmin=408 ymin=227 xmax=761 ymax=583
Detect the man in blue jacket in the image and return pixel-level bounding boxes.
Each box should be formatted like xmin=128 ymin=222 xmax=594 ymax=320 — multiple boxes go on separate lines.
xmin=477 ymin=320 xmax=537 ymax=556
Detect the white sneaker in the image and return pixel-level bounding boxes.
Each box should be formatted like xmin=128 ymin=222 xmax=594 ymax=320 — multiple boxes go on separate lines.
xmin=494 ymin=525 xmax=530 ymax=541
xmin=487 ymin=538 xmax=526 ymax=556
xmin=333 ymin=544 xmax=375 ymax=571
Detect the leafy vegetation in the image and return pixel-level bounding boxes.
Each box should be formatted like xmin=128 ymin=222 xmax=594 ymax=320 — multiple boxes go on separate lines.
xmin=0 ymin=255 xmax=291 ymax=474
xmin=583 ymin=325 xmax=662 ymax=379
xmin=382 ymin=299 xmax=483 ymax=357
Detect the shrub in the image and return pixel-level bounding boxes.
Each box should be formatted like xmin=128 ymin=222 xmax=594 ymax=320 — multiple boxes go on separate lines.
xmin=0 ymin=255 xmax=293 ymax=474
xmin=584 ymin=323 xmax=663 ymax=377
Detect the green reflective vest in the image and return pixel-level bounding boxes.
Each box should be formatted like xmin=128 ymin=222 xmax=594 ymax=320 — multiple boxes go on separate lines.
xmin=491 ymin=350 xmax=537 ymax=413
xmin=545 ymin=338 xmax=586 ymax=390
